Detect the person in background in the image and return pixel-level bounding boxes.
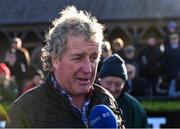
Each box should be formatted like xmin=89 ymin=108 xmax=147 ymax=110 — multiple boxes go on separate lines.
xmin=0 ymin=63 xmax=18 ymax=103
xmin=111 ymin=38 xmax=125 ymax=58
xmin=6 ymin=6 xmax=124 ymax=128
xmin=5 ymin=37 xmax=31 ymax=96
xmin=162 ymin=33 xmax=180 ymax=97
xmin=10 ymin=37 xmax=31 ymax=68
xmin=138 ymin=35 xmax=162 ymax=96
xmin=124 ymin=44 xmax=139 ymax=74
xmin=97 ymin=40 xmax=112 ymax=73
xmin=97 ymin=54 xmax=149 ymax=128
xmin=22 ymin=68 xmax=44 ymax=93
xmin=125 ymin=63 xmax=147 ymax=97
xmin=0 ymin=63 xmax=17 ymax=126
xmin=31 ymin=45 xmax=44 ymax=71
xmin=4 ymin=50 xmax=17 ymax=71
xmin=101 ymin=40 xmax=112 ymax=59
xmin=164 ymin=21 xmax=179 ymax=45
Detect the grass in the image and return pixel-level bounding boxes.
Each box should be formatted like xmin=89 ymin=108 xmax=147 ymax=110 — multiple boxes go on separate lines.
xmin=140 ymin=99 xmax=180 ymax=112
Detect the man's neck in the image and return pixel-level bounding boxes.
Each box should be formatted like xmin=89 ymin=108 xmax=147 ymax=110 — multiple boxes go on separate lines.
xmin=52 ymin=72 xmax=86 ymax=109
xmin=71 ymin=95 xmax=86 ymax=109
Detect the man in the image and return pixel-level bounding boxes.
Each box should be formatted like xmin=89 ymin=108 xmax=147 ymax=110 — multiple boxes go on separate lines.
xmin=125 ymin=64 xmax=146 ymax=97
xmin=164 ymin=21 xmax=178 ymax=45
xmin=6 ymin=37 xmax=31 ymax=95
xmin=97 ymin=40 xmax=112 ymax=73
xmin=6 ymin=6 xmax=124 ymax=128
xmin=111 ymin=38 xmax=125 ymax=58
xmin=98 ymin=54 xmax=149 ymax=128
xmin=124 ymin=45 xmax=139 ymax=72
xmin=138 ymin=35 xmax=162 ymax=96
xmin=162 ymin=33 xmax=180 ymax=96
xmin=11 ymin=37 xmax=31 ymax=68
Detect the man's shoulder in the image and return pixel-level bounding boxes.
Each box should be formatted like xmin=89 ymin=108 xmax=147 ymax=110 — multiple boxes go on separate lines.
xmin=93 ymin=83 xmax=116 ymax=101
xmin=13 ymin=82 xmax=47 ymax=108
xmin=92 ymin=83 xmax=118 ymax=108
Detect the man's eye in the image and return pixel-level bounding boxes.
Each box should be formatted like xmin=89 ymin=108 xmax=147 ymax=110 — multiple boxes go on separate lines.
xmin=74 ymin=58 xmax=80 ymax=60
xmin=90 ymin=56 xmax=98 ymax=62
xmin=106 ymin=81 xmax=113 ymax=86
xmin=72 ymin=57 xmax=81 ymax=61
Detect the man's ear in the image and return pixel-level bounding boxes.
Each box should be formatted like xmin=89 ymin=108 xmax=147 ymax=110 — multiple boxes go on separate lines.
xmin=121 ymin=82 xmax=125 ymax=89
xmin=51 ymin=55 xmax=59 ymax=70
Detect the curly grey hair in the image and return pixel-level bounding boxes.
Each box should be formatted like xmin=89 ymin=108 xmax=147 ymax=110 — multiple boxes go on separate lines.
xmin=41 ymin=6 xmax=104 ymax=71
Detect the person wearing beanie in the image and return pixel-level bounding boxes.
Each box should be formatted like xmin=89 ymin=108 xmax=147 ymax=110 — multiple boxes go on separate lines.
xmin=164 ymin=21 xmax=179 ymax=45
xmin=97 ymin=54 xmax=149 ymax=128
xmin=168 ymin=21 xmax=177 ymax=32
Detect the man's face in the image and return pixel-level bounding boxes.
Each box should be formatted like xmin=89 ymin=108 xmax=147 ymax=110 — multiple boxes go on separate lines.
xmin=125 ymin=49 xmax=135 ymax=59
xmin=11 ymin=42 xmax=18 ymax=49
xmin=126 ymin=64 xmax=136 ymax=80
xmin=52 ymin=35 xmax=100 ymax=96
xmin=99 ymin=76 xmax=124 ymax=99
xmin=113 ymin=43 xmax=122 ymax=51
xmin=11 ymin=39 xmax=21 ymax=49
xmin=170 ymin=36 xmax=179 ymax=44
xmin=147 ymin=37 xmax=156 ymax=46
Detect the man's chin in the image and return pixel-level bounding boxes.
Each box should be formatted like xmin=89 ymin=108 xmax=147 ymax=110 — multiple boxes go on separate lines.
xmin=78 ymin=87 xmax=92 ymax=95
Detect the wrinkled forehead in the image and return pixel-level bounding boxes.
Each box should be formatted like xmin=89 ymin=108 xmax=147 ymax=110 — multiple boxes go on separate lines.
xmin=66 ymin=33 xmax=102 ymax=49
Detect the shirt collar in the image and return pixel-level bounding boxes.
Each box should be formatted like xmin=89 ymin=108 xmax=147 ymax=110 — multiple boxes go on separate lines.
xmin=48 ymin=72 xmax=95 ymax=105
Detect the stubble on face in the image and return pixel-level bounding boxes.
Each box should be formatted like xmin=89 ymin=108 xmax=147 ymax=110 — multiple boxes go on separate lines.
xmin=52 ymin=35 xmax=100 ymax=96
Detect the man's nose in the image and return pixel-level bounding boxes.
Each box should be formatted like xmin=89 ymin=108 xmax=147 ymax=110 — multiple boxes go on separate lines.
xmin=81 ymin=58 xmax=92 ymax=73
xmin=109 ymin=84 xmax=116 ymax=92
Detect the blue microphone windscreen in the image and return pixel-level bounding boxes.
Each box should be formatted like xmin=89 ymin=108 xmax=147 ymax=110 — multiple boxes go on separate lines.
xmin=89 ymin=104 xmax=118 ymax=128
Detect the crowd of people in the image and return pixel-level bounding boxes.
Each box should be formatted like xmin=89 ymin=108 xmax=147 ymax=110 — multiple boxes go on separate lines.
xmin=0 ymin=37 xmax=45 ymax=103
xmin=0 ymin=5 xmax=179 ymax=128
xmin=97 ymin=22 xmax=180 ymax=98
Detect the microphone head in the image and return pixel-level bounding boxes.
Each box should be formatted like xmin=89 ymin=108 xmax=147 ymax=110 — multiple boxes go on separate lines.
xmin=88 ymin=104 xmax=118 ymax=128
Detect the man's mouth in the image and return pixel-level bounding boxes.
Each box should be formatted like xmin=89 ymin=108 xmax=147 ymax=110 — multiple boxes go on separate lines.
xmin=76 ymin=77 xmax=91 ymax=85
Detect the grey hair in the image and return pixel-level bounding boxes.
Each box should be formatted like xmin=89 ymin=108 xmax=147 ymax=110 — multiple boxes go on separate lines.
xmin=41 ymin=6 xmax=104 ymax=71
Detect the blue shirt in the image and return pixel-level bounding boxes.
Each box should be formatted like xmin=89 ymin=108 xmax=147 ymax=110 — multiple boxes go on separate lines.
xmin=49 ymin=73 xmax=91 ymax=126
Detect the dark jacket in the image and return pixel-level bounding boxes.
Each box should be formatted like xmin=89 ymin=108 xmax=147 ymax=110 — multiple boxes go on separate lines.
xmin=125 ymin=77 xmax=147 ymax=97
xmin=6 ymin=77 xmax=124 ymax=128
xmin=163 ymin=44 xmax=180 ymax=79
xmin=138 ymin=45 xmax=162 ymax=78
xmin=117 ymin=92 xmax=149 ymax=128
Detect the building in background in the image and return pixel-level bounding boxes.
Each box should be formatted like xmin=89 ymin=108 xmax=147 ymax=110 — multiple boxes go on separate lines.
xmin=1 ymin=0 xmax=180 ymax=58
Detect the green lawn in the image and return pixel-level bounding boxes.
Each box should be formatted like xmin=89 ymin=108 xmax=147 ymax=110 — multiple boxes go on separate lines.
xmin=140 ymin=99 xmax=180 ymax=112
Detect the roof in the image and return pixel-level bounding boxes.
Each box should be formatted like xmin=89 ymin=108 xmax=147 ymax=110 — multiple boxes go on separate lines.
xmin=1 ymin=0 xmax=180 ymax=25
